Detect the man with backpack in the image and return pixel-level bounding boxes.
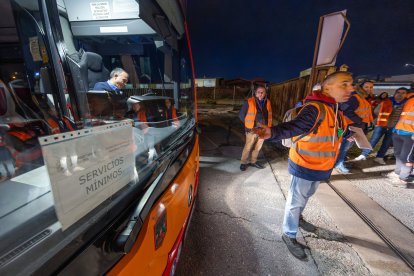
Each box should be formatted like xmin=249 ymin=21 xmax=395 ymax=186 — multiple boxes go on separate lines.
xmin=253 ymin=71 xmax=354 ymax=261
xmin=238 ymin=85 xmax=272 ymax=171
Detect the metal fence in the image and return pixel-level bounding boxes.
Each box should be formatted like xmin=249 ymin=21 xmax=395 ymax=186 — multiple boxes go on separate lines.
xmin=196 ymin=87 xmax=251 ymax=100
xmin=268 ymin=76 xmax=310 ymax=122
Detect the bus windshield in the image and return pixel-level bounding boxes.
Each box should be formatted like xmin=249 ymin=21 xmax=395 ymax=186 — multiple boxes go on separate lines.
xmin=0 ymin=0 xmax=195 ymax=274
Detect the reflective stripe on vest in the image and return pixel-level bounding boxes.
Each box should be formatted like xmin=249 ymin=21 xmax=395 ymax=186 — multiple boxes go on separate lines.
xmin=395 ymin=97 xmax=414 ymax=133
xmin=305 ymin=135 xmax=338 ymax=143
xmin=354 ymin=94 xmax=373 ymax=123
xmin=47 ymin=117 xmax=61 ymax=134
xmin=244 ymin=97 xmax=272 ymax=128
xmin=289 ymin=102 xmax=345 ymax=171
xmin=297 ymin=148 xmax=336 ymax=157
xmin=63 ymin=117 xmax=76 ymax=131
xmin=376 ymin=99 xmax=392 ymax=127
xmin=400 ymin=119 xmax=414 ymax=126
xmin=8 ymin=130 xmax=35 ymax=141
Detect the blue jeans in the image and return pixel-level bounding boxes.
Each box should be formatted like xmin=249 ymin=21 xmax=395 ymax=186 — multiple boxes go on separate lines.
xmin=335 ymin=138 xmax=354 ymax=166
xmin=393 ymin=133 xmax=414 ymax=180
xmin=283 ymin=175 xmax=320 ymax=238
xmin=361 ymin=126 xmax=393 ymax=158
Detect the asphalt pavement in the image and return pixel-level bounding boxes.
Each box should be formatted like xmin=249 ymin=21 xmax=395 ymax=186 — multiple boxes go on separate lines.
xmin=176 ymin=107 xmax=414 ymax=276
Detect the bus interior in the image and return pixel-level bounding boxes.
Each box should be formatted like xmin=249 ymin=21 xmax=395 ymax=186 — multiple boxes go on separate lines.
xmin=0 ymin=0 xmax=197 ymax=274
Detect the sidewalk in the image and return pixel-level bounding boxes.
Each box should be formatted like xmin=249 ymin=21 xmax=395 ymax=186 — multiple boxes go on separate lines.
xmin=263 ymin=142 xmax=413 ymax=275
xmin=177 ymin=110 xmax=413 ymax=275
xmin=177 ymin=115 xmax=321 ymax=275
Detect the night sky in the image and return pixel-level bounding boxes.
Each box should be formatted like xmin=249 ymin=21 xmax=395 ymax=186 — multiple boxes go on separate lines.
xmin=187 ymin=0 xmax=414 ymax=83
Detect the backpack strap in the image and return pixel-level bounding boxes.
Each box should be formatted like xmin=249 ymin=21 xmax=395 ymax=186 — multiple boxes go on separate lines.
xmin=292 ymin=102 xmax=326 ymax=143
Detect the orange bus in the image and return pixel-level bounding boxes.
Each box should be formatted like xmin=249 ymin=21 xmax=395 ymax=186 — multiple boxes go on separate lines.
xmin=0 ymin=0 xmax=198 ymax=275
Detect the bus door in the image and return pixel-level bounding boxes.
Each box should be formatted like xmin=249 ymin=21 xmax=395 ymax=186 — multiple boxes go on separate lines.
xmin=0 ymin=0 xmax=198 ymax=275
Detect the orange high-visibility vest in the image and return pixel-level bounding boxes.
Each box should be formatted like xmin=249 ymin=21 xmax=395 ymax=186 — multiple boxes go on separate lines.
xmin=376 ymin=99 xmax=393 ymax=127
xmin=47 ymin=117 xmax=61 ymax=134
xmin=289 ymin=102 xmax=345 ymax=171
xmin=354 ymin=94 xmax=373 ymax=123
xmin=165 ymin=107 xmax=179 ymax=126
xmin=62 ymin=116 xmax=76 ymax=131
xmin=136 ymin=111 xmax=148 ymax=129
xmin=395 ymin=97 xmax=414 ymax=133
xmin=138 ymin=111 xmax=147 ymax=122
xmin=8 ymin=129 xmax=36 ymax=141
xmin=244 ymin=97 xmax=272 ymax=129
xmin=345 ymin=94 xmax=373 ymax=124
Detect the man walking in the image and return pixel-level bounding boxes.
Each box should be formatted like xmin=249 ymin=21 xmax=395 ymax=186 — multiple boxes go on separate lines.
xmin=254 ymin=72 xmax=353 ymax=260
xmin=239 ymin=85 xmax=272 ymax=171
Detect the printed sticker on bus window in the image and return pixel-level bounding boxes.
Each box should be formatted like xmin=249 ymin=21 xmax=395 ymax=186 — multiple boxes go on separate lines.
xmin=29 ymin=37 xmax=42 ymax=62
xmin=90 ymin=1 xmax=111 ymax=20
xmin=39 ymin=121 xmax=135 ymax=230
xmin=112 ymin=0 xmax=139 ymax=14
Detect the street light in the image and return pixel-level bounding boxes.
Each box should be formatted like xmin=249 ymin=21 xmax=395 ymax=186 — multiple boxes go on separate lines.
xmin=405 ymin=63 xmax=414 ymax=67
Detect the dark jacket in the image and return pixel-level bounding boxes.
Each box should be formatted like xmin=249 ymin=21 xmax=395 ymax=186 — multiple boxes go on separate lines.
xmin=339 ymin=92 xmax=364 ymax=128
xmin=93 ymin=81 xmax=124 ymax=96
xmin=239 ymin=98 xmax=270 ymax=132
xmin=269 ymin=92 xmax=346 ymax=181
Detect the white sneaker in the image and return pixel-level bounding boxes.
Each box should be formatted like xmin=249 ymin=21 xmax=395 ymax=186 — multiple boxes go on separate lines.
xmin=354 ymin=155 xmax=366 ymax=161
xmin=384 ymin=147 xmax=394 ymax=156
xmin=373 ymin=157 xmax=386 ymax=165
xmin=381 ymin=171 xmax=399 ymax=179
xmin=392 ymin=179 xmax=407 ymax=188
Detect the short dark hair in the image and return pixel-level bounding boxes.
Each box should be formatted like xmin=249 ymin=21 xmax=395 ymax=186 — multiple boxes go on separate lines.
xmin=110 ymin=68 xmax=127 ymax=78
xmin=322 ymin=71 xmax=352 ymax=87
xmin=360 ymin=80 xmax=374 ymax=86
xmin=255 ymin=85 xmax=266 ymax=92
xmin=395 ymin=87 xmax=408 ymax=92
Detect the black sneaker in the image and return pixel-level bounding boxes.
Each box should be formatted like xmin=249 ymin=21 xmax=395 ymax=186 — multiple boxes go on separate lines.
xmin=240 ymin=164 xmax=247 ymax=171
xmin=282 ymin=234 xmax=307 ymax=261
xmin=299 ymin=217 xmax=317 ymax=232
xmin=250 ymin=162 xmax=264 ymax=169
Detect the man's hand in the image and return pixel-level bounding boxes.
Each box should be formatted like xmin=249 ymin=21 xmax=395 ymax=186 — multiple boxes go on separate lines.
xmin=347 ymin=136 xmax=356 ymax=142
xmin=251 ymin=123 xmax=271 ymax=139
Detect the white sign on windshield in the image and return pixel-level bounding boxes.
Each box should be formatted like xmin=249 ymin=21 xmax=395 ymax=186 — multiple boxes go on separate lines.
xmin=90 ymin=1 xmax=111 ymax=20
xmin=39 ymin=121 xmax=135 ymax=230
xmin=113 ymin=0 xmax=139 ymax=13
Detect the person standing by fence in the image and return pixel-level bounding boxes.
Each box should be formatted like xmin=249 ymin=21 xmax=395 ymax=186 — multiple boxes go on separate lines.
xmin=238 ymin=86 xmax=272 ymax=171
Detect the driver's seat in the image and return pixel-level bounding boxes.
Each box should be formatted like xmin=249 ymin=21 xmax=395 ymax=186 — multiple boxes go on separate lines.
xmin=0 ymin=79 xmax=25 ymax=124
xmin=79 ymin=51 xmax=110 ymax=90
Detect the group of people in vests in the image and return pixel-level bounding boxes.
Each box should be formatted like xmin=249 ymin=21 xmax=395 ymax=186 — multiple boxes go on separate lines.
xmin=239 ymin=72 xmax=414 ymax=261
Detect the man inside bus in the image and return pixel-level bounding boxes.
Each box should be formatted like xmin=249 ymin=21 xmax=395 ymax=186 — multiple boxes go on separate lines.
xmin=93 ymin=68 xmax=129 ymax=96
xmin=253 ymin=71 xmax=354 ymax=261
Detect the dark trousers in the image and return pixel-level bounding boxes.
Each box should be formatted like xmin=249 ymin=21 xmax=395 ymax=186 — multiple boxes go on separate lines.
xmin=361 ymin=126 xmax=393 ymax=158
xmin=392 ymin=133 xmax=414 ymax=180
